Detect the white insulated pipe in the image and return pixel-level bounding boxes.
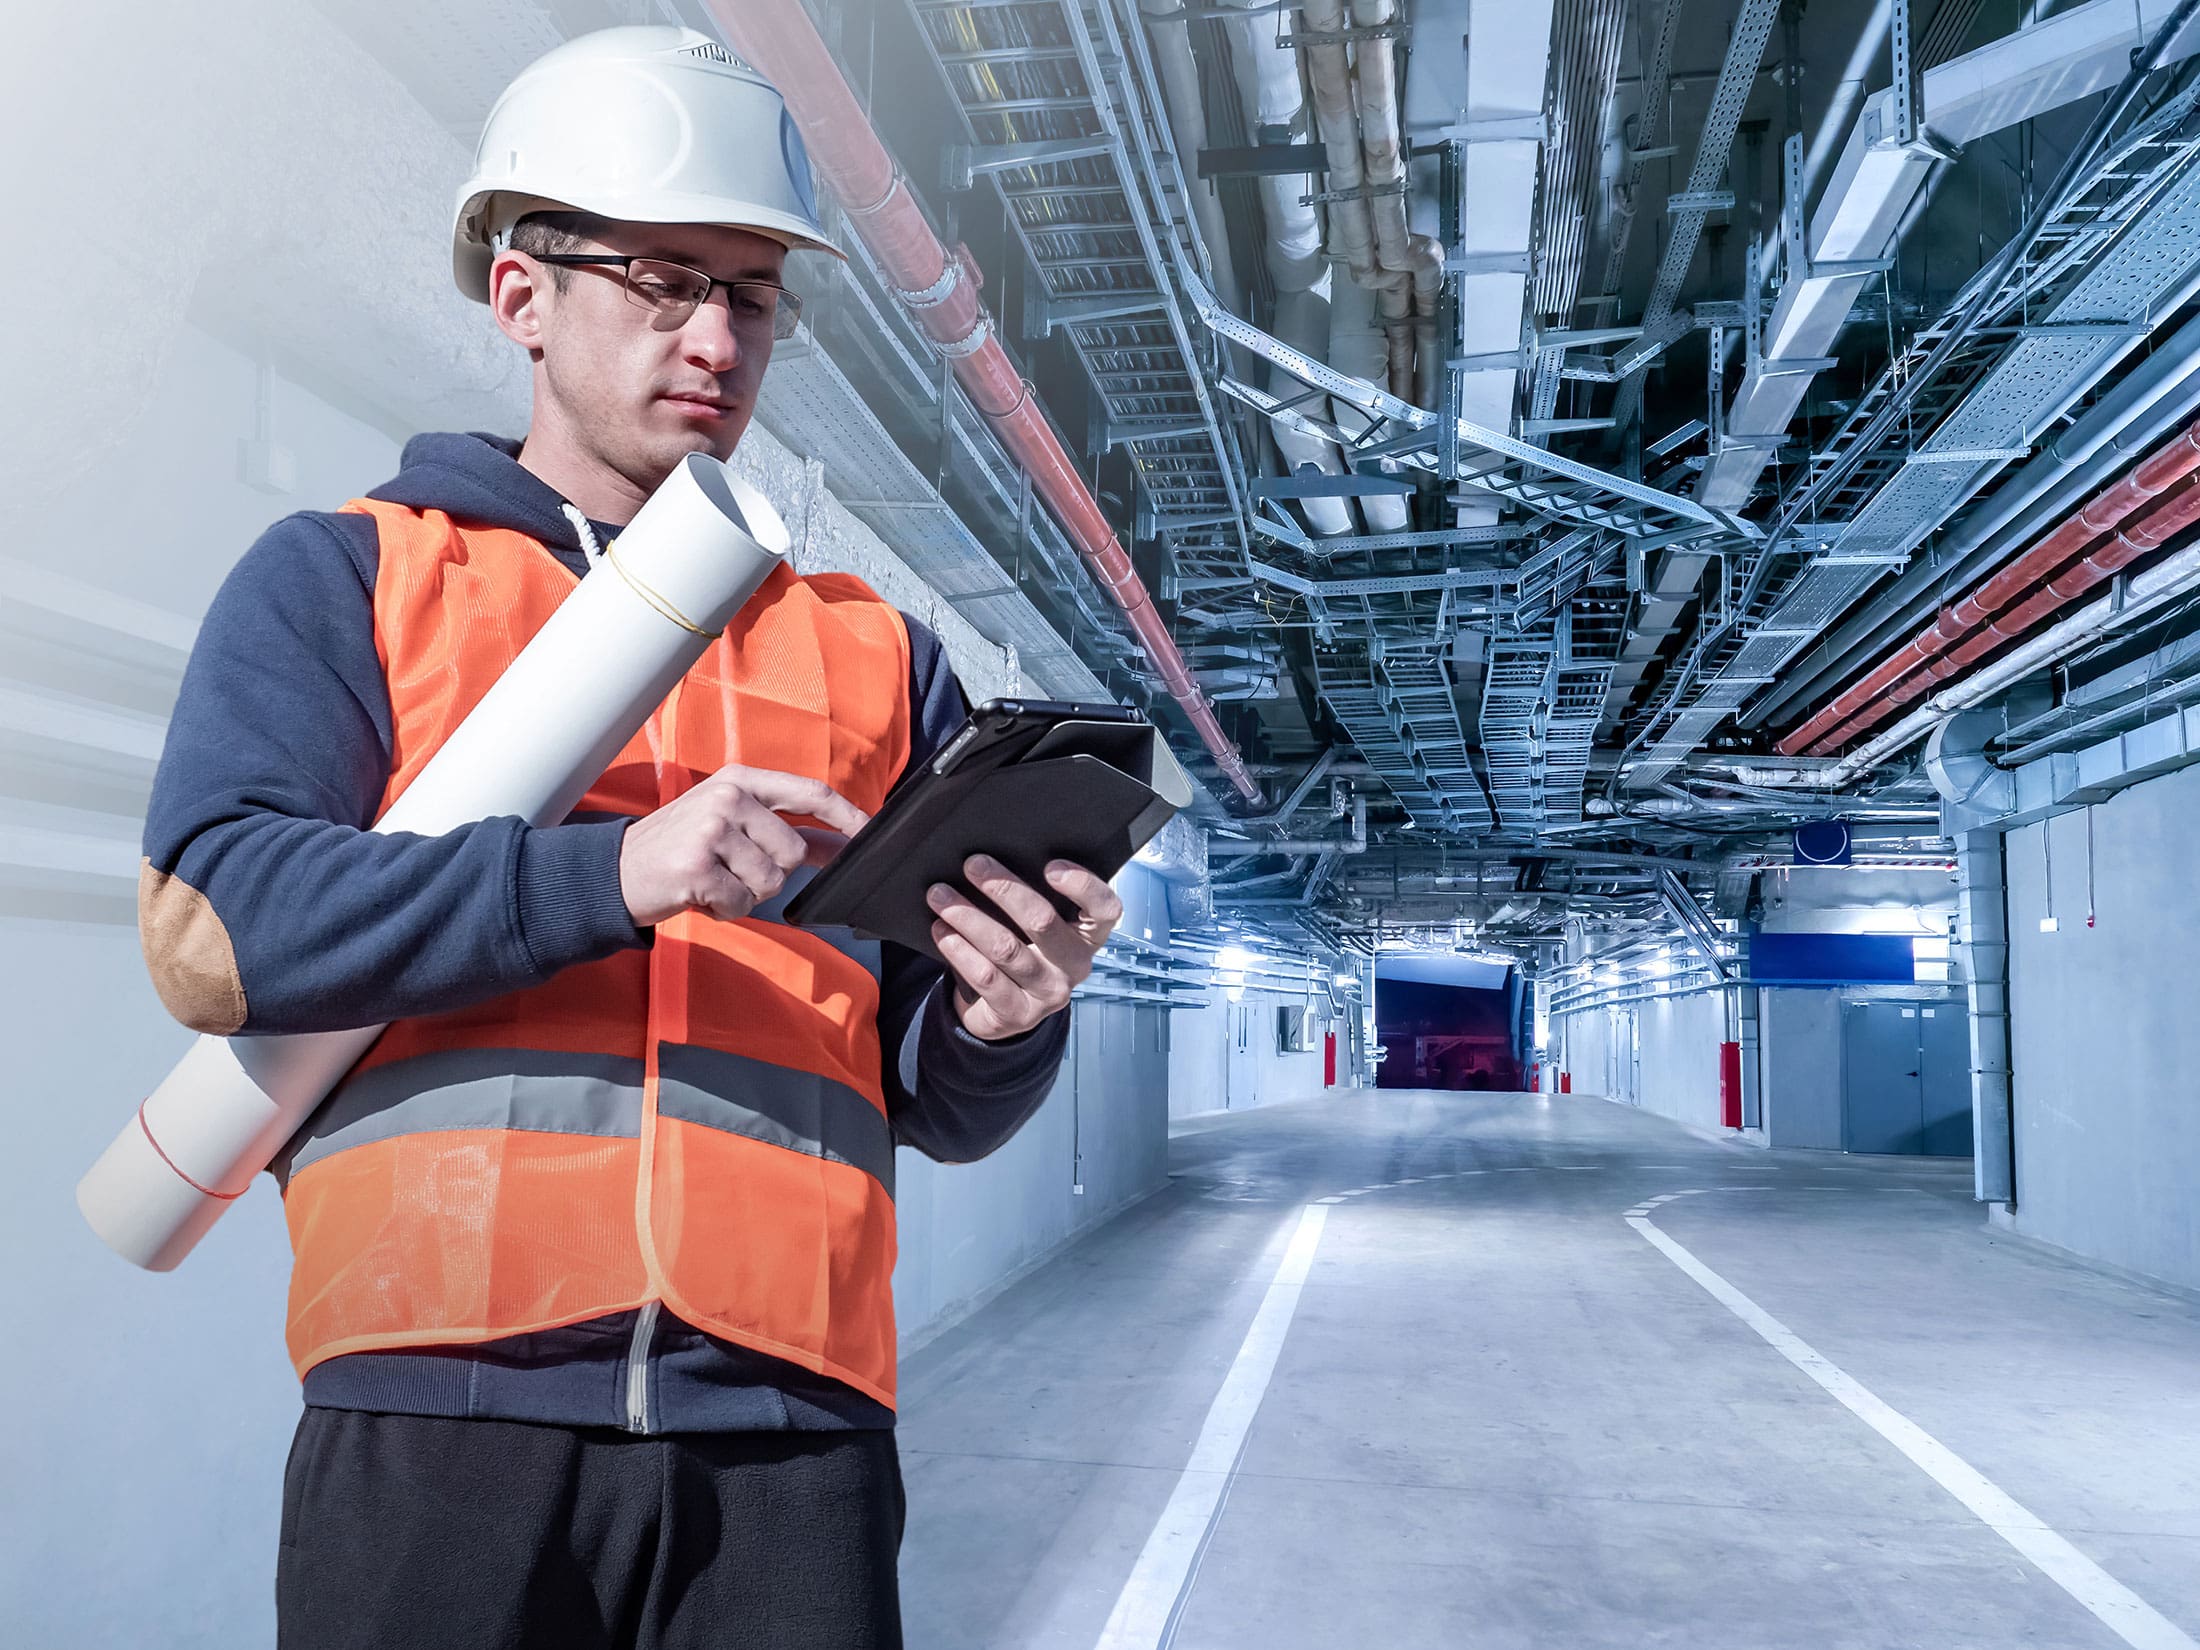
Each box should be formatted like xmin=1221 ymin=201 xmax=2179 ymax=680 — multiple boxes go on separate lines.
xmin=1298 ymin=0 xmax=1387 ymax=290
xmin=1349 ymin=0 xmax=1445 ymax=405
xmin=1217 ymin=0 xmax=1355 ymax=533
xmin=1223 ymin=0 xmax=1327 ymax=293
xmin=1330 ymin=281 xmax=1412 ymax=530
xmin=77 ymin=457 xmax=791 ymax=1270
xmin=1271 ymin=287 xmax=1358 ymax=535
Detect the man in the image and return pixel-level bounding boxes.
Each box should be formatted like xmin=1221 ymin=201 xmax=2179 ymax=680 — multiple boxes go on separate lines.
xmin=137 ymin=26 xmax=1116 ymax=1649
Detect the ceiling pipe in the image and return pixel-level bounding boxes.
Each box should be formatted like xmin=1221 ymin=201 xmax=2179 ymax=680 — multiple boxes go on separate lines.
xmin=1220 ymin=0 xmax=1327 ymax=292
xmin=1199 ymin=1 xmax=1357 ymax=537
xmin=1211 ymin=793 xmax=1369 ymax=855
xmin=1748 ymin=535 xmax=2200 ymax=787
xmin=1348 ymin=0 xmax=1445 ymax=406
xmin=1784 ymin=410 xmax=2200 ymax=754
xmin=1270 ymin=289 xmax=1358 ymax=536
xmin=714 ymin=0 xmax=1263 ymax=805
xmin=1235 ymin=746 xmax=1343 ymax=824
xmin=1298 ymin=0 xmax=1385 ymax=291
xmin=1745 ymin=304 xmax=2200 ymax=732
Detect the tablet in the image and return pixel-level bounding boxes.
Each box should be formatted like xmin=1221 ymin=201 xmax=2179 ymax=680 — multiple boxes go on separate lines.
xmin=781 ymin=697 xmax=1187 ymax=958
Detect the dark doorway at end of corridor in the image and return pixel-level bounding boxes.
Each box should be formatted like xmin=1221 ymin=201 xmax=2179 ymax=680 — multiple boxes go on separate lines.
xmin=1373 ymin=955 xmax=1525 ymax=1091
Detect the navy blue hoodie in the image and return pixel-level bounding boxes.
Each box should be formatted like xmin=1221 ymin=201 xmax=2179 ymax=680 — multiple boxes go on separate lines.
xmin=140 ymin=431 xmax=1070 ymax=1431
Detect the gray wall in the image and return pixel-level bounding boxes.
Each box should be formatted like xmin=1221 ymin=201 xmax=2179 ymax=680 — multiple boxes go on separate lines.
xmin=1167 ymin=987 xmax=1335 ymax=1120
xmin=1554 ymin=989 xmax=1726 ymax=1130
xmin=894 ymin=992 xmax=1171 ymax=1343
xmin=2006 ymin=769 xmax=2200 ymax=1293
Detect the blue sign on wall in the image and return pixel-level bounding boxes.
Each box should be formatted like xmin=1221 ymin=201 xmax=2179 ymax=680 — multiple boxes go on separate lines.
xmin=1751 ymin=931 xmax=1915 ymax=985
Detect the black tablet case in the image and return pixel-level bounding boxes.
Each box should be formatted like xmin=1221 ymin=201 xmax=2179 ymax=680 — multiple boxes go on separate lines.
xmin=782 ymin=714 xmax=1191 ymax=960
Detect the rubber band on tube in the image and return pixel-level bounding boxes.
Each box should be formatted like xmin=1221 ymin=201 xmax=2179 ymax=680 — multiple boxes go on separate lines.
xmin=138 ymin=1105 xmax=247 ymax=1201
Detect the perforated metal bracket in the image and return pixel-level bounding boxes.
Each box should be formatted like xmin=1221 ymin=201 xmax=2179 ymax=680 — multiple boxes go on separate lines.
xmin=943 ymin=136 xmax=1116 ymax=192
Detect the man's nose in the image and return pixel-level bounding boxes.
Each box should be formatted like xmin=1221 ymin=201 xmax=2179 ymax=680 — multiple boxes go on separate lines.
xmin=679 ymin=294 xmax=741 ymax=374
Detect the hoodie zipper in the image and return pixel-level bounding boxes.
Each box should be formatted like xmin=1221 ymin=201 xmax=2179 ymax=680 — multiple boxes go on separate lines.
xmin=623 ymin=1300 xmax=661 ymax=1434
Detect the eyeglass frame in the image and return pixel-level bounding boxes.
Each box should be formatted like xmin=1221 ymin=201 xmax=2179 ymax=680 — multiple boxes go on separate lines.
xmin=523 ymin=252 xmax=805 ymax=340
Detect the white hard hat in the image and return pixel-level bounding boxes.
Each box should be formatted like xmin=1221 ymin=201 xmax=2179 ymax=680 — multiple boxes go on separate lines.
xmin=452 ymin=25 xmax=843 ymax=302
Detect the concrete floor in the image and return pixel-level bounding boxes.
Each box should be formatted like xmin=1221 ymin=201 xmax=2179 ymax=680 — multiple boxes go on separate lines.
xmin=895 ymin=1088 xmax=2200 ymax=1650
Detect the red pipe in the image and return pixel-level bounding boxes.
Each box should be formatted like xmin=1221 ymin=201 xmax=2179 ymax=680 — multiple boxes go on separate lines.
xmin=713 ymin=0 xmax=1263 ymax=805
xmin=1781 ymin=413 xmax=2200 ymax=756
xmin=1802 ymin=473 xmax=2200 ymax=752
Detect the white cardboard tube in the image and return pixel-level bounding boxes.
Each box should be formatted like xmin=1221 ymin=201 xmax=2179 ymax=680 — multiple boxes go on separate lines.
xmin=78 ymin=454 xmax=789 ymax=1271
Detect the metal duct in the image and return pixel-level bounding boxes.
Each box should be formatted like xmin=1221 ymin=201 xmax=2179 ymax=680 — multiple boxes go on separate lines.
xmin=1799 ymin=0 xmax=1893 ymax=210
xmin=1703 ymin=0 xmax=2200 ymax=512
xmin=715 ymin=0 xmax=1262 ymax=803
xmin=1455 ymin=0 xmax=1560 ymax=442
xmin=1955 ymin=827 xmax=2015 ymax=1204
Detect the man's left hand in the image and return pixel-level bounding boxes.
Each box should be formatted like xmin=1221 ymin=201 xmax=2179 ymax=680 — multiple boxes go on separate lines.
xmin=926 ymin=855 xmax=1122 ymax=1040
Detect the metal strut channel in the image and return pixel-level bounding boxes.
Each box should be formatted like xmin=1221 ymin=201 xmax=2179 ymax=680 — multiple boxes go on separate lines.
xmin=1656 ymin=868 xmax=1730 ymax=979
xmin=1609 ymin=0 xmax=1784 ymax=433
xmin=1186 ymin=272 xmax=1744 ymax=542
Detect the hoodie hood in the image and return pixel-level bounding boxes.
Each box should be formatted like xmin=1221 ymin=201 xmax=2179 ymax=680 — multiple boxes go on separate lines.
xmin=367 ymin=432 xmax=612 ymax=577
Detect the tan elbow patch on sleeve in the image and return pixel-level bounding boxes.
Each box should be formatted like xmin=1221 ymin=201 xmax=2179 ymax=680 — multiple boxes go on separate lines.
xmin=138 ymin=859 xmax=248 ymax=1036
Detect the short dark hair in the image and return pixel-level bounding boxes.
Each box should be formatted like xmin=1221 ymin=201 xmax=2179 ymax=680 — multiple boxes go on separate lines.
xmin=507 ymin=209 xmax=616 ymax=290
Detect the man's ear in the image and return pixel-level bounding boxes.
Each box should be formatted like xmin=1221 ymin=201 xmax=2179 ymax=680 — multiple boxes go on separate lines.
xmin=488 ymin=251 xmax=548 ymax=351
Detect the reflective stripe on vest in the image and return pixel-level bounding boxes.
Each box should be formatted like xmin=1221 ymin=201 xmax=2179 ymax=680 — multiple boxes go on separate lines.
xmin=275 ymin=1041 xmax=893 ymax=1197
xmin=278 ymin=498 xmax=912 ymax=1408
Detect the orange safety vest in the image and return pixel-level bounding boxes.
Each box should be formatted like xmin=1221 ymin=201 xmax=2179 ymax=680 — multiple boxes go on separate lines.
xmin=276 ymin=498 xmax=913 ymax=1409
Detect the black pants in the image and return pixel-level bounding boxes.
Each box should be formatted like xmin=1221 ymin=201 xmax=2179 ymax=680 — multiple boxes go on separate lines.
xmin=277 ymin=1409 xmax=904 ymax=1649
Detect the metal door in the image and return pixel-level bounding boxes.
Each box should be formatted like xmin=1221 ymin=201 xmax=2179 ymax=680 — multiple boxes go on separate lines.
xmin=1916 ymin=1002 xmax=1975 ymax=1157
xmin=1842 ymin=1001 xmax=1925 ymax=1154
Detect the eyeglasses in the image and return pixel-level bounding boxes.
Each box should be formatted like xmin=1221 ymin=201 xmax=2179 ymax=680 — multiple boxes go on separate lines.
xmin=528 ymin=254 xmax=804 ymax=340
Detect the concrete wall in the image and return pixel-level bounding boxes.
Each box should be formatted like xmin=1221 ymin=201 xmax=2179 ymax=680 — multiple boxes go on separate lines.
xmin=894 ymin=991 xmax=1171 ymax=1342
xmin=1553 ymin=989 xmax=1725 ymax=1130
xmin=1168 ymin=986 xmax=1335 ymax=1120
xmin=2005 ymin=769 xmax=2200 ymax=1293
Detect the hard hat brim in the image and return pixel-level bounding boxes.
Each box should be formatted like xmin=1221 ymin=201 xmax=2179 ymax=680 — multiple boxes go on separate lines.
xmin=453 ymin=188 xmax=846 ymax=306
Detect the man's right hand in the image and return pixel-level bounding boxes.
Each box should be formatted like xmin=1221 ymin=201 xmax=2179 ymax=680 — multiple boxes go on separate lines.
xmin=617 ymin=764 xmax=870 ymax=928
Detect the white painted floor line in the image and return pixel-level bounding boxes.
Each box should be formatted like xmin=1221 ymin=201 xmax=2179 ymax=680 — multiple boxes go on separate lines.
xmin=1093 ymin=1204 xmax=1329 ymax=1650
xmin=1629 ymin=1212 xmax=2199 ymax=1650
